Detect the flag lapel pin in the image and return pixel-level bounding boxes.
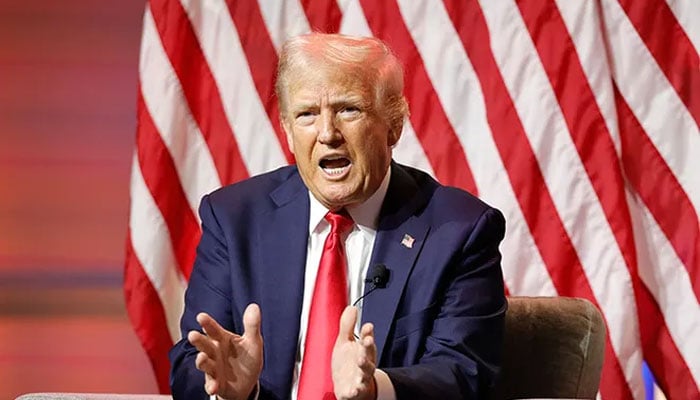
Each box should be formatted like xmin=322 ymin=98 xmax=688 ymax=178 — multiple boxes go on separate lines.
xmin=401 ymin=234 xmax=415 ymax=249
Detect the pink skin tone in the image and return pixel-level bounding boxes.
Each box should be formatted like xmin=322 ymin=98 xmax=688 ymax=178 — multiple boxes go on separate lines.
xmin=282 ymin=67 xmax=400 ymax=211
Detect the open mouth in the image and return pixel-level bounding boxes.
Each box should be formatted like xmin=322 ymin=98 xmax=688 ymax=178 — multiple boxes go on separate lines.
xmin=319 ymin=156 xmax=351 ymax=176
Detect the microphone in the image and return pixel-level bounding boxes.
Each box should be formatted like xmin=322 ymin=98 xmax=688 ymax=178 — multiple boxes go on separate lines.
xmin=365 ymin=263 xmax=389 ymax=288
xmin=352 ymin=264 xmax=390 ymax=307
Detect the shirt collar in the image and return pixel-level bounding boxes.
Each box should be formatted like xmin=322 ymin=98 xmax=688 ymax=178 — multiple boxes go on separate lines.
xmin=308 ymin=167 xmax=392 ymax=235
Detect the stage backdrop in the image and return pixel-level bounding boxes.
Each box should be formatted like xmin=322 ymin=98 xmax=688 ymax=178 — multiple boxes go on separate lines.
xmin=125 ymin=1 xmax=699 ymax=399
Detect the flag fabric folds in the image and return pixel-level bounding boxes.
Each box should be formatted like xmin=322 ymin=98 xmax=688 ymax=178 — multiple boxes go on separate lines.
xmin=125 ymin=1 xmax=699 ymax=398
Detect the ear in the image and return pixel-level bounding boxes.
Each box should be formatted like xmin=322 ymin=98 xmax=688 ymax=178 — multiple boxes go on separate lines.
xmin=387 ymin=124 xmax=402 ymax=147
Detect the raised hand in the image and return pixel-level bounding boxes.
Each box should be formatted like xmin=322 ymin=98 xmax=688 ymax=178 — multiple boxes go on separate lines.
xmin=187 ymin=303 xmax=264 ymax=400
xmin=332 ymin=306 xmax=378 ymax=400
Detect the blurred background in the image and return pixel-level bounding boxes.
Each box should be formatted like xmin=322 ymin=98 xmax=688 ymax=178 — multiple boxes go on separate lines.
xmin=0 ymin=0 xmax=159 ymax=397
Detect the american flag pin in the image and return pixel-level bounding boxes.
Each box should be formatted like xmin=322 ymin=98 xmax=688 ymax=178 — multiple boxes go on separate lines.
xmin=401 ymin=234 xmax=415 ymax=249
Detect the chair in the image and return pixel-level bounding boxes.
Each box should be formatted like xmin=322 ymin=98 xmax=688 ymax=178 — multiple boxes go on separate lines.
xmin=490 ymin=296 xmax=606 ymax=400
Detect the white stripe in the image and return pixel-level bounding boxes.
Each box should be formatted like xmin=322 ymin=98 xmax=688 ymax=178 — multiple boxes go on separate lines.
xmin=478 ymin=1 xmax=644 ymax=396
xmin=140 ymin=8 xmax=221 ymax=218
xmin=339 ymin=0 xmax=372 ymax=36
xmin=554 ymin=0 xmax=621 ymax=157
xmin=654 ymin=383 xmax=669 ymax=400
xmin=393 ymin=122 xmax=435 ymax=179
xmin=665 ymin=0 xmax=700 ymax=56
xmin=562 ymin=0 xmax=699 ymax=388
xmin=129 ymin=153 xmax=186 ymax=343
xmin=602 ymin=0 xmax=700 ymax=218
xmin=396 ymin=0 xmax=556 ymax=297
xmin=629 ymin=193 xmax=700 ymax=386
xmin=336 ymin=0 xmax=355 ymax=14
xmin=564 ymin=0 xmax=699 ymax=387
xmin=180 ymin=0 xmax=288 ymax=176
xmin=258 ymin=0 xmax=311 ymax=51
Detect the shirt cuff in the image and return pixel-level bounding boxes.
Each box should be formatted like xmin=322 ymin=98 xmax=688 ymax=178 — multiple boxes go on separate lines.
xmin=374 ymin=368 xmax=396 ymax=400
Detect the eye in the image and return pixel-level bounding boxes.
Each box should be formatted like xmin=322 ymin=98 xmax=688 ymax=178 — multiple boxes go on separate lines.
xmin=338 ymin=106 xmax=361 ymax=119
xmin=295 ymin=111 xmax=316 ymax=126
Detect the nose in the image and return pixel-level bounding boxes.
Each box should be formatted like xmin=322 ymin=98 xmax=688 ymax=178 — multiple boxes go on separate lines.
xmin=316 ymin=109 xmax=343 ymax=146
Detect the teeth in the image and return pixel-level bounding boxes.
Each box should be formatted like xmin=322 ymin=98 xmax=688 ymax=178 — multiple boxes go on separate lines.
xmin=322 ymin=166 xmax=348 ymax=175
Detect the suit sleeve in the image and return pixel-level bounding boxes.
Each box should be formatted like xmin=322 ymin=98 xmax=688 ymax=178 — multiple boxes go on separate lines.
xmin=383 ymin=207 xmax=507 ymax=400
xmin=169 ymin=194 xmax=236 ymax=400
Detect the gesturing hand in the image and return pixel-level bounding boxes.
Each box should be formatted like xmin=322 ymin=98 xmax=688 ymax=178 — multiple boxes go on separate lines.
xmin=187 ymin=303 xmax=263 ymax=400
xmin=332 ymin=306 xmax=378 ymax=400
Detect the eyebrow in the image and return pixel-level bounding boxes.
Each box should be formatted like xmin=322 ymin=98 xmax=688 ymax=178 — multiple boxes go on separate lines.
xmin=290 ymin=94 xmax=370 ymax=112
xmin=331 ymin=95 xmax=368 ymax=106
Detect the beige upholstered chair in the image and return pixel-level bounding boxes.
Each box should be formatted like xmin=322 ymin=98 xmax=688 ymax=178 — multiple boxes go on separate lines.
xmin=490 ymin=296 xmax=606 ymax=400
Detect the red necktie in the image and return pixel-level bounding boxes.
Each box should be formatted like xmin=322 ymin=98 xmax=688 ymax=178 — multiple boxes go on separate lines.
xmin=297 ymin=210 xmax=354 ymax=400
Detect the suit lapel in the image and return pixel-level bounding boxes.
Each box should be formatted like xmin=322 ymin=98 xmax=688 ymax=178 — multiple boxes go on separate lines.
xmin=257 ymin=170 xmax=309 ymax=397
xmin=362 ymin=164 xmax=431 ymax=361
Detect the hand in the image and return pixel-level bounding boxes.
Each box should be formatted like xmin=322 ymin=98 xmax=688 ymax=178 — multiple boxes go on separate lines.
xmin=187 ymin=303 xmax=263 ymax=400
xmin=332 ymin=306 xmax=378 ymax=400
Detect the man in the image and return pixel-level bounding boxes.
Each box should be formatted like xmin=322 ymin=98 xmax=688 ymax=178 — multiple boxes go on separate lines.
xmin=170 ymin=33 xmax=506 ymax=400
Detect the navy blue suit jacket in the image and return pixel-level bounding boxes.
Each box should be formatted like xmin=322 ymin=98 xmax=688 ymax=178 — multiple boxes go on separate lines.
xmin=170 ymin=162 xmax=506 ymax=399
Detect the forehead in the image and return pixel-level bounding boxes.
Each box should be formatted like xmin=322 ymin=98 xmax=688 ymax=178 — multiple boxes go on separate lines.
xmin=286 ymin=64 xmax=374 ymax=104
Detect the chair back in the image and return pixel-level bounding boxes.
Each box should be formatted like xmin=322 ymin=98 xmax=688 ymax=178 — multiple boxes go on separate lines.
xmin=491 ymin=296 xmax=606 ymax=400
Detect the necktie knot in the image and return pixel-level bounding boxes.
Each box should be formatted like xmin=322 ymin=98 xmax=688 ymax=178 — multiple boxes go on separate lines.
xmin=325 ymin=209 xmax=354 ymax=236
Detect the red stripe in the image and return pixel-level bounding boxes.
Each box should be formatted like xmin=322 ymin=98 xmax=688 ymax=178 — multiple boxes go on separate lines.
xmin=441 ymin=1 xmax=634 ymax=398
xmin=137 ymin=89 xmax=201 ymax=279
xmin=299 ymin=0 xmax=342 ymax=33
xmin=516 ymin=2 xmax=698 ymax=394
xmin=224 ymin=0 xmax=294 ymax=163
xmin=148 ymin=0 xmax=249 ymax=186
xmin=516 ymin=0 xmax=639 ymax=277
xmin=124 ymin=235 xmax=174 ymax=394
xmin=359 ymin=0 xmax=478 ymax=194
xmin=615 ymin=86 xmax=700 ymax=301
xmin=636 ymin=281 xmax=700 ymax=399
xmin=618 ymin=0 xmax=700 ymax=128
xmin=515 ymin=2 xmax=690 ymax=395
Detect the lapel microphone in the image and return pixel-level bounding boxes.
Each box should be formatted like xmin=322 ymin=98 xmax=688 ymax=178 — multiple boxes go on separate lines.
xmin=352 ymin=263 xmax=390 ymax=307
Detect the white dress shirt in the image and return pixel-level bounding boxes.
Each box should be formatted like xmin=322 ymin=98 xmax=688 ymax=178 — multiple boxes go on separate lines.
xmin=290 ymin=168 xmax=396 ymax=400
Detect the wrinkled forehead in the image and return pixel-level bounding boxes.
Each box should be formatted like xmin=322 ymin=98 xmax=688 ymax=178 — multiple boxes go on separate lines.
xmin=285 ymin=62 xmax=375 ymax=104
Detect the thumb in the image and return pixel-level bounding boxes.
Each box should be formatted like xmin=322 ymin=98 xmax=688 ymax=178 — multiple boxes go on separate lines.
xmin=243 ymin=303 xmax=262 ymax=338
xmin=337 ymin=305 xmax=358 ymax=343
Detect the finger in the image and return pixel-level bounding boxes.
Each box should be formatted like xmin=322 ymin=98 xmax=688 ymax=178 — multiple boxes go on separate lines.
xmin=196 ymin=312 xmax=228 ymax=341
xmin=357 ymin=356 xmax=376 ymax=375
xmin=188 ymin=330 xmax=218 ymax=357
xmin=243 ymin=303 xmax=262 ymax=339
xmin=361 ymin=334 xmax=375 ymax=351
xmin=354 ymin=364 xmax=374 ymax=386
xmin=359 ymin=322 xmax=374 ymax=339
xmin=204 ymin=378 xmax=219 ymax=396
xmin=195 ymin=352 xmax=217 ymax=377
xmin=337 ymin=306 xmax=358 ymax=343
xmin=359 ymin=323 xmax=377 ymax=363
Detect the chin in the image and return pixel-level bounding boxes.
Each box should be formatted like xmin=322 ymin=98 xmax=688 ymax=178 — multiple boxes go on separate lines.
xmin=319 ymin=193 xmax=358 ymax=209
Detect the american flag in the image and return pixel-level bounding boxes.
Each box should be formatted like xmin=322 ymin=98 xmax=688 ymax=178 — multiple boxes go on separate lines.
xmin=124 ymin=1 xmax=699 ymax=398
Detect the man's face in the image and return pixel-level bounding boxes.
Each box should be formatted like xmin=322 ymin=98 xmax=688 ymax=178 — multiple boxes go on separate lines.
xmin=282 ymin=66 xmax=399 ymax=210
